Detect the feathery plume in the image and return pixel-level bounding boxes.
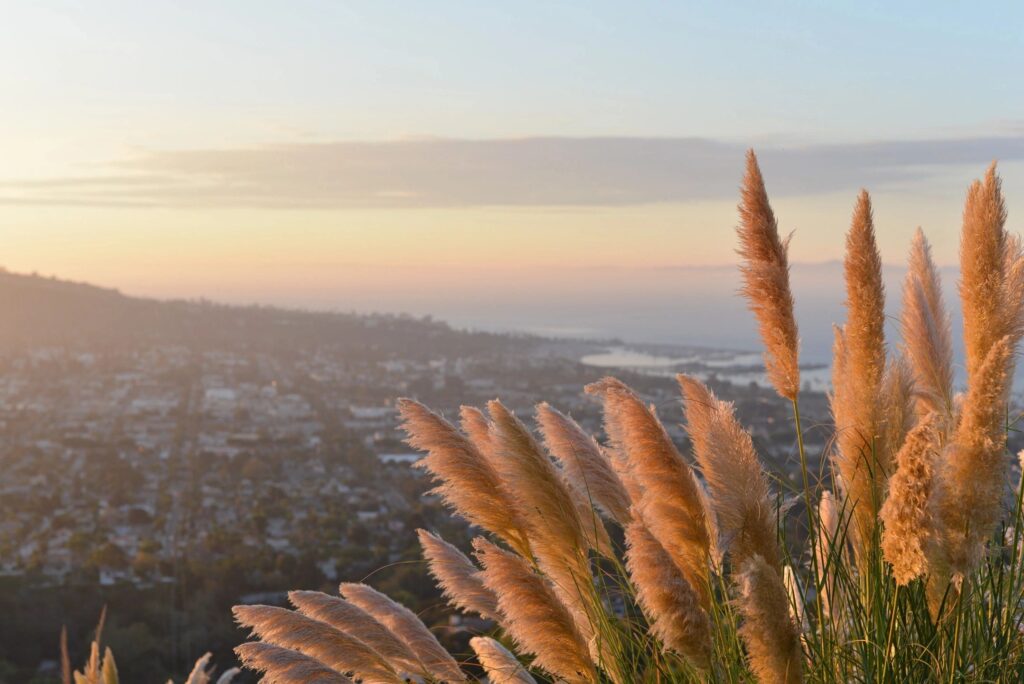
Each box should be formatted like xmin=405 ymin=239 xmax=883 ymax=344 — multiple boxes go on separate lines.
xmin=783 ymin=566 xmax=807 ymax=631
xmin=960 ymin=163 xmax=1012 ymax=379
xmin=469 ymin=637 xmax=538 ymax=684
xmin=624 ymin=519 xmax=712 ymax=669
xmin=693 ymin=472 xmax=724 ymax=569
xmin=736 ymin=555 xmax=803 ymax=684
xmin=1002 ymin=233 xmax=1024 ymax=346
xmin=925 ymin=163 xmax=1024 ymax=585
xmin=466 ymin=402 xmax=613 ymax=556
xmin=669 ymin=376 xmax=723 ymax=566
xmin=586 ymin=377 xmax=711 ymax=602
xmin=901 ymin=228 xmax=954 ymax=420
xmin=184 ymin=653 xmax=212 ymax=684
xmin=935 ymin=336 xmax=1014 ymax=573
xmin=536 ymin=402 xmax=632 ymax=525
xmin=678 ymin=375 xmax=779 ymax=572
xmin=832 ymin=190 xmax=888 ymax=558
xmin=565 ymin=472 xmax=615 ymax=557
xmin=459 ymin=404 xmax=494 ymax=453
xmin=881 ymin=355 xmax=917 ymax=458
xmin=737 ymin=150 xmax=801 ymax=400
xmin=340 ymin=582 xmax=466 ymax=683
xmin=475 ymin=538 xmax=597 ymax=684
xmin=816 ymin=491 xmax=841 ymax=619
xmin=880 ymin=415 xmax=939 ymax=585
xmin=418 ymin=529 xmax=499 ymax=619
xmin=101 ymin=648 xmax=117 ymax=684
xmin=485 ymin=400 xmax=608 ymax=654
xmin=234 ymin=642 xmax=353 ymax=684
xmin=486 ymin=400 xmax=589 ymax=556
xmin=214 ymin=669 xmax=240 ymax=684
xmin=398 ymin=398 xmax=531 ymax=556
xmin=233 ymin=605 xmax=401 ymax=683
xmin=287 ymin=591 xmax=420 ymax=675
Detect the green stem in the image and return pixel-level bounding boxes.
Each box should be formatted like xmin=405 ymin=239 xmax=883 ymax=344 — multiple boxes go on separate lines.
xmin=879 ymin=583 xmax=900 ymax=683
xmin=791 ymin=398 xmax=827 ymax=653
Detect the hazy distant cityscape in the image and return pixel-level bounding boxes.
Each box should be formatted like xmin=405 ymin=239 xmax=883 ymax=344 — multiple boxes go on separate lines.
xmin=0 ymin=269 xmax=855 ymax=682
xmin=1 ymin=265 xmax=1021 ymax=681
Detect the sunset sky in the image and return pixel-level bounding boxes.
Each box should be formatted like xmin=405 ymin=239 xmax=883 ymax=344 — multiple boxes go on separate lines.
xmin=3 ymin=1 xmax=1023 ymax=329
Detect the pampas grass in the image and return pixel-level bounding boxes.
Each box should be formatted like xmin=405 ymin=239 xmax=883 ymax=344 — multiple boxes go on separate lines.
xmin=737 ymin=150 xmax=801 ymax=401
xmin=536 ymin=401 xmax=632 ymax=526
xmin=233 ymin=604 xmax=401 ymax=683
xmin=486 ymin=399 xmax=592 ymax=559
xmin=475 ymin=537 xmax=597 ymax=684
xmin=340 ymin=582 xmax=467 ymax=683
xmin=230 ymin=155 xmax=1024 ymax=684
xmin=902 ymin=228 xmax=954 ymax=421
xmin=736 ymin=555 xmax=803 ymax=684
xmin=586 ymin=377 xmax=712 ymax=604
xmin=880 ymin=414 xmax=939 ymax=585
xmin=287 ymin=591 xmax=421 ymax=675
xmin=469 ymin=637 xmax=538 ymax=684
xmin=935 ymin=336 xmax=1014 ymax=575
xmin=833 ymin=190 xmax=890 ymax=560
xmin=624 ymin=519 xmax=712 ymax=669
xmin=398 ymin=399 xmax=532 ymax=558
xmin=960 ymin=164 xmax=1013 ymax=380
xmin=678 ymin=375 xmax=780 ymax=573
xmin=234 ymin=642 xmax=353 ymax=684
xmin=418 ymin=528 xmax=500 ymax=620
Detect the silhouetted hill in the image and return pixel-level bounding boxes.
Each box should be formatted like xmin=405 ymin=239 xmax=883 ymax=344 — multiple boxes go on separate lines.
xmin=0 ymin=269 xmax=525 ymax=359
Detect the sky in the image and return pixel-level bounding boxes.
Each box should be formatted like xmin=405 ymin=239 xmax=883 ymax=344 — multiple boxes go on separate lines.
xmin=2 ymin=1 xmax=1023 ymax=345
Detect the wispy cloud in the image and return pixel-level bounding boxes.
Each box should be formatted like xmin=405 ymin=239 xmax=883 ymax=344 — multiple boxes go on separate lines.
xmin=3 ymin=134 xmax=1023 ymax=209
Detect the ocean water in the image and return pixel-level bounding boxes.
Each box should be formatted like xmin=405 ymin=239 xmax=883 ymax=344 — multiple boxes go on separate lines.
xmin=579 ymin=346 xmax=834 ymax=394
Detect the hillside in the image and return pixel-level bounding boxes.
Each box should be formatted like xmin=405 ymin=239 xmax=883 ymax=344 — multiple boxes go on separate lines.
xmin=0 ymin=269 xmax=526 ymax=359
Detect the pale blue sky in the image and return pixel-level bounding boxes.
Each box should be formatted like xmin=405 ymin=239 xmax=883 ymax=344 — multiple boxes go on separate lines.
xmin=3 ymin=0 xmax=1021 ymax=152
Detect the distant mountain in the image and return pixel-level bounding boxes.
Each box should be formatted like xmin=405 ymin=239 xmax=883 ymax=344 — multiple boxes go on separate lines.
xmin=0 ymin=269 xmax=525 ymax=358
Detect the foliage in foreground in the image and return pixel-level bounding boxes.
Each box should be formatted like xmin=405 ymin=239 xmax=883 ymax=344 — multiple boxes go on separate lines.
xmin=62 ymin=609 xmax=239 ymax=684
xmin=232 ymin=154 xmax=1024 ymax=682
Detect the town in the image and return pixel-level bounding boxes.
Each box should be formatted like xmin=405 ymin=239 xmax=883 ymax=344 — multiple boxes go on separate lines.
xmin=0 ymin=271 xmax=900 ymax=681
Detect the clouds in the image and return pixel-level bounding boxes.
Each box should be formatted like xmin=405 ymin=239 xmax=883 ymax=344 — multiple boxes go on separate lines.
xmin=3 ymin=133 xmax=1023 ymax=209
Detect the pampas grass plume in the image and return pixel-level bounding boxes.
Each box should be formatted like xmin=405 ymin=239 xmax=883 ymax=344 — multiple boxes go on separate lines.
xmin=234 ymin=642 xmax=353 ymax=684
xmin=398 ymin=399 xmax=531 ymax=557
xmin=475 ymin=538 xmax=597 ymax=684
xmin=536 ymin=401 xmax=632 ymax=525
xmin=585 ymin=377 xmax=711 ymax=601
xmin=340 ymin=582 xmax=466 ymax=683
xmin=737 ymin=150 xmax=801 ymax=401
xmin=233 ymin=604 xmax=401 ymax=683
xmin=902 ymin=228 xmax=954 ymax=420
xmin=960 ymin=163 xmax=1011 ymax=379
xmin=418 ymin=529 xmax=499 ymax=620
xmin=736 ymin=555 xmax=803 ymax=684
xmin=183 ymin=653 xmax=212 ymax=684
xmin=880 ymin=415 xmax=939 ymax=585
xmin=678 ymin=375 xmax=779 ymax=572
xmin=486 ymin=400 xmax=590 ymax=556
xmin=937 ymin=336 xmax=1014 ymax=573
xmin=470 ymin=637 xmax=538 ymax=684
xmin=287 ymin=591 xmax=420 ymax=675
xmin=832 ymin=190 xmax=889 ymax=557
xmin=624 ymin=519 xmax=712 ymax=669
